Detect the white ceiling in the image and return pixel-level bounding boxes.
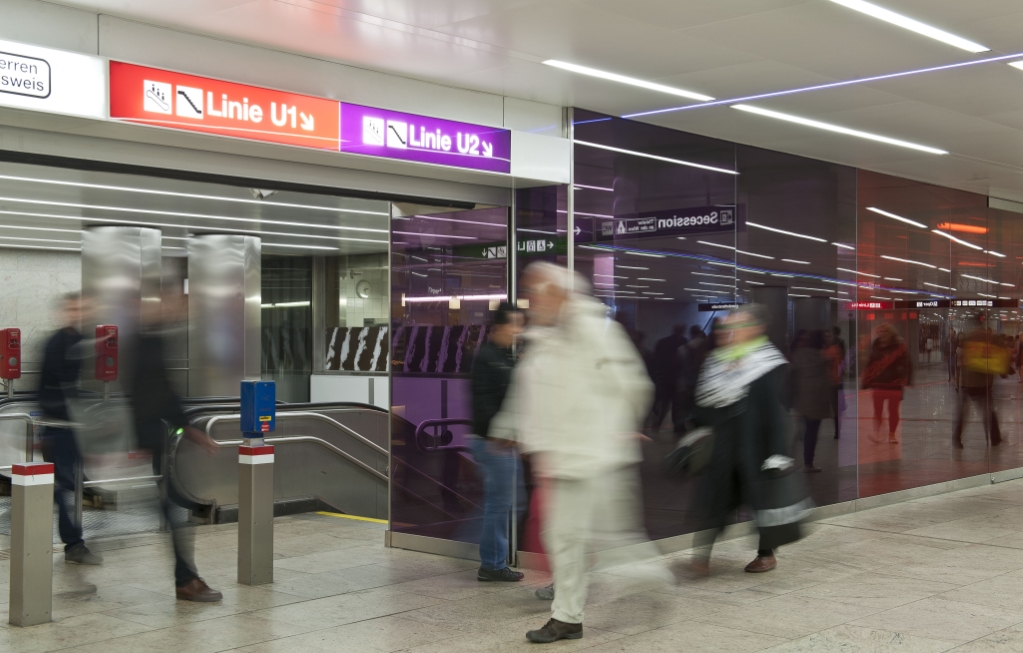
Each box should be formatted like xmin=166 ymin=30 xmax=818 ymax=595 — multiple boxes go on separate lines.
xmin=46 ymin=0 xmax=1023 ymax=202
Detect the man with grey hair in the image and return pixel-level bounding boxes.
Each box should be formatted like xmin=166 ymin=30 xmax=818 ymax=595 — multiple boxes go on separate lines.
xmin=491 ymin=262 xmax=660 ymax=644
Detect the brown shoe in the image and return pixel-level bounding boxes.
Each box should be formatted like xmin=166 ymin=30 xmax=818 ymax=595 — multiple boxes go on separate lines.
xmin=176 ymin=577 xmax=223 ymax=602
xmin=526 ymin=618 xmax=583 ymax=643
xmin=744 ymin=555 xmax=776 ymax=573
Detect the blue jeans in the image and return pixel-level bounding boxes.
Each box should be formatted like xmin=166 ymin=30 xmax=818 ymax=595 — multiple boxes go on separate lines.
xmin=41 ymin=427 xmax=85 ymax=551
xmin=471 ymin=436 xmax=524 ymax=570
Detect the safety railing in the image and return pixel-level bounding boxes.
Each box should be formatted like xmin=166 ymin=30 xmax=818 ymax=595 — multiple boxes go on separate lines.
xmin=204 ymin=411 xmax=388 ymax=457
xmin=414 ymin=418 xmax=473 ymax=453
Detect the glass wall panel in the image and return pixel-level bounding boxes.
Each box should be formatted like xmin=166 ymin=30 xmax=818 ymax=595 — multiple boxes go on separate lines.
xmin=389 ymin=207 xmax=509 ymax=541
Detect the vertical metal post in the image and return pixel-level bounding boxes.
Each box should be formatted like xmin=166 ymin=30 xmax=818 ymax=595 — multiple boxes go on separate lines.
xmin=238 ymin=441 xmax=274 ymax=585
xmin=9 ymin=462 xmax=54 ymax=626
xmin=6 ymin=382 xmax=12 ymax=399
xmin=566 ymin=107 xmax=575 ymax=279
xmin=24 ymin=420 xmax=33 ymax=463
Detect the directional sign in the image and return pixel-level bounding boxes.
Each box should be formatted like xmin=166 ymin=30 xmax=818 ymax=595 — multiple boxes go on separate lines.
xmin=518 ymin=237 xmax=565 ymax=256
xmin=596 ymin=205 xmax=739 ymax=242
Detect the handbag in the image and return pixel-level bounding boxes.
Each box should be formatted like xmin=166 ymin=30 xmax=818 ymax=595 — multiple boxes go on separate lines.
xmin=665 ymin=426 xmax=714 ymax=477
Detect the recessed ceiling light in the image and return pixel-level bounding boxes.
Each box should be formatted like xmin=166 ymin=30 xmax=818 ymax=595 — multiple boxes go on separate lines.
xmin=543 ymin=60 xmax=714 ymax=101
xmin=827 ymin=0 xmax=989 ymax=53
xmin=932 ymin=229 xmax=983 ymax=251
xmin=575 ymin=141 xmax=738 ymax=175
xmin=746 ymin=221 xmax=827 ymax=242
xmin=866 ymin=207 xmax=928 ymax=229
xmin=881 ymin=254 xmax=937 ymax=269
xmin=782 ymin=258 xmax=810 ymax=265
xmin=732 ymin=105 xmax=948 ymax=155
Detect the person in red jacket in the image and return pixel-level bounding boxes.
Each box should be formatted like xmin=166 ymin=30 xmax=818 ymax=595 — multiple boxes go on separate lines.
xmin=861 ymin=324 xmax=910 ymax=444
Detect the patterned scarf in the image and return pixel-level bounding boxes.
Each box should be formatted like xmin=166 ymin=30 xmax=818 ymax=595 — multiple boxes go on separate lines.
xmin=695 ymin=339 xmax=788 ymax=408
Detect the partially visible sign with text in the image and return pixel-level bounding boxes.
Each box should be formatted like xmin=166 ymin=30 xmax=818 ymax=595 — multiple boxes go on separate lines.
xmin=0 ymin=39 xmax=105 ymax=119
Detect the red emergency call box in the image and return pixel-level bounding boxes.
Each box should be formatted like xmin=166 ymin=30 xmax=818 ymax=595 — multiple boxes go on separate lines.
xmin=1 ymin=328 xmax=21 ymax=380
xmin=95 ymin=325 xmax=118 ymax=382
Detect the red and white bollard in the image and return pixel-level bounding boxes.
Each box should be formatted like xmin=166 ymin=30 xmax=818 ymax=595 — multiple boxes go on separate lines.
xmin=10 ymin=462 xmax=54 ymax=626
xmin=238 ymin=444 xmax=274 ymax=586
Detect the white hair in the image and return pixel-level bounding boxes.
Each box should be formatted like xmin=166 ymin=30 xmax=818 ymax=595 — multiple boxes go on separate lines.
xmin=521 ymin=261 xmax=591 ymax=295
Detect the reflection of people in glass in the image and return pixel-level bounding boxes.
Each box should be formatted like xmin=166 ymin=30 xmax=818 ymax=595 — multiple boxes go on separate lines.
xmin=791 ymin=331 xmax=830 ymax=473
xmin=470 ymin=302 xmax=526 ymax=582
xmin=824 ymin=328 xmax=846 ymax=440
xmin=690 ymin=305 xmax=809 ymax=575
xmin=648 ymin=325 xmax=687 ymax=431
xmin=861 ymin=324 xmax=910 ymax=444
xmin=954 ymin=319 xmax=1005 ymax=449
xmin=947 ymin=327 xmax=959 ymax=387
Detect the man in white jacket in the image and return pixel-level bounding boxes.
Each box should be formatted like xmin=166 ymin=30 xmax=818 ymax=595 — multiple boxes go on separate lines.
xmin=493 ymin=262 xmax=657 ymax=644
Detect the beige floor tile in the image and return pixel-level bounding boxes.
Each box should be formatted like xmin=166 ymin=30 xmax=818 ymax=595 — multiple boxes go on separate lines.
xmin=873 ymin=545 xmax=1023 ymax=586
xmin=903 ymin=519 xmax=1021 ymax=544
xmin=582 ymin=590 xmax=723 ymax=636
xmin=580 ymin=620 xmax=788 ymax=653
xmin=849 ymin=596 xmax=1023 ymax=643
xmin=394 ymin=616 xmax=625 ymax=653
xmin=791 ymin=572 xmax=958 ymax=610
xmin=0 ymin=612 xmax=155 ymax=653
xmin=249 ymin=586 xmax=447 ymax=629
xmin=759 ymin=624 xmax=957 ymax=652
xmin=694 ymin=593 xmax=884 ymax=639
xmin=939 ymin=575 xmax=1023 ymax=613
xmin=75 ymin=613 xmax=314 ymax=653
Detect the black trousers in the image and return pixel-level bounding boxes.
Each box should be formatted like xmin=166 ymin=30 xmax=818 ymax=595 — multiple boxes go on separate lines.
xmin=41 ymin=427 xmax=84 ymax=551
xmin=954 ymin=386 xmax=1000 ymax=445
xmin=150 ymin=438 xmax=199 ymax=587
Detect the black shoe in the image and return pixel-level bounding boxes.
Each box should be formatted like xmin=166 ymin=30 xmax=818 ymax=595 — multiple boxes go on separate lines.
xmin=527 ymin=618 xmax=583 ymax=643
xmin=477 ymin=566 xmax=524 ymax=582
xmin=64 ymin=543 xmax=102 ymax=565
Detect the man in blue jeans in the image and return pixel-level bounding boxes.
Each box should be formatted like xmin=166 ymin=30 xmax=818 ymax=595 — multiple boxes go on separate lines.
xmin=471 ymin=302 xmax=525 ymax=582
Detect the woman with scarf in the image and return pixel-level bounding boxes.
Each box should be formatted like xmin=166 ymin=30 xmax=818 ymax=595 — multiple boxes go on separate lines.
xmin=689 ymin=305 xmax=811 ymax=575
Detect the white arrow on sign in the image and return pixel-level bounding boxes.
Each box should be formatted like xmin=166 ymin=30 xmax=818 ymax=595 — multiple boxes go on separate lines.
xmin=574 ymin=226 xmax=581 ymax=236
xmin=300 ymin=112 xmax=315 ymax=131
xmin=482 ymin=141 xmax=493 ymax=157
xmin=546 ymin=241 xmax=554 ymax=250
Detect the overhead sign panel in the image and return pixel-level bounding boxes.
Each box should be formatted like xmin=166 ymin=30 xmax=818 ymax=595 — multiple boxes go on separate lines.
xmin=595 ymin=206 xmax=738 ymax=242
xmin=109 ymin=62 xmax=340 ymax=150
xmin=0 ymin=39 xmax=105 ymax=119
xmin=340 ymin=103 xmax=511 ymax=173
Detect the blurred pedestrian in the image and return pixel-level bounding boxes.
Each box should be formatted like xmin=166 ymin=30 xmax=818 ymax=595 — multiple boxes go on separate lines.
xmin=689 ymin=305 xmax=809 ymax=575
xmin=954 ymin=320 xmax=1005 ymax=448
xmin=129 ymin=292 xmax=222 ymax=601
xmin=38 ymin=292 xmax=101 ymax=565
xmin=470 ymin=302 xmax=526 ymax=582
xmin=861 ymin=324 xmax=910 ymax=444
xmin=648 ymin=325 xmax=687 ymax=430
xmin=493 ymin=262 xmax=658 ymax=644
xmin=791 ymin=331 xmax=830 ymax=472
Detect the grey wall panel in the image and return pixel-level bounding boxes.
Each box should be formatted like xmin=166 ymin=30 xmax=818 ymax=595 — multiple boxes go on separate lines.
xmin=0 ymin=0 xmax=98 ymax=54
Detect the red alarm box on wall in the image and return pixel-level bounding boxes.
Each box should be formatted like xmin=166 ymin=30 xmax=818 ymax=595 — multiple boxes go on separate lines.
xmin=95 ymin=325 xmax=118 ymax=382
xmin=1 ymin=328 xmax=21 ymax=380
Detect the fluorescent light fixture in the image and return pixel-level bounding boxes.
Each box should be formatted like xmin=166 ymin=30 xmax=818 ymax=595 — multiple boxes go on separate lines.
xmin=793 ymin=286 xmax=832 ymax=293
xmin=262 ymin=243 xmax=345 ymax=251
xmin=594 ymin=273 xmax=627 ymax=279
xmin=834 ymin=243 xmax=856 ymax=250
xmin=575 ymin=140 xmax=738 ymax=175
xmin=838 ymin=267 xmax=880 ymax=278
xmin=625 ymin=285 xmax=649 ymax=289
xmin=626 ymin=251 xmax=666 ymax=258
xmin=985 ymin=250 xmax=1007 ymax=258
xmin=0 ymin=174 xmax=389 ymax=216
xmin=699 ymin=282 xmax=736 ymax=288
xmin=0 ymin=195 xmax=388 ymax=234
xmin=1001 ymin=282 xmax=1015 ymax=287
xmin=999 ymin=296 xmax=1011 ymax=300
xmin=826 ymin=0 xmax=989 ymax=53
xmin=654 ymin=298 xmax=675 ymax=301
xmin=692 ymin=272 xmax=735 ymax=280
xmin=746 ymin=280 xmax=765 ymax=285
xmin=638 ymin=278 xmax=666 ymax=282
xmin=0 ymin=243 xmax=80 ymax=252
xmin=738 ymin=249 xmax=775 ymax=260
xmin=977 ymin=293 xmax=997 ymax=299
xmin=617 ymin=265 xmax=649 ymax=270
xmin=555 ymin=209 xmax=615 ymax=219
xmin=403 ymin=293 xmax=507 ymax=303
xmin=698 ymin=241 xmax=734 ymax=251
xmin=1012 ymin=61 xmax=1023 ymax=72
xmin=939 ymin=267 xmax=951 ymax=273
xmin=543 ymin=60 xmax=714 ymax=101
xmin=746 ymin=221 xmax=827 ymax=242
xmin=677 ymin=237 xmax=687 ymax=241
xmin=573 ymin=184 xmax=614 ymax=192
xmin=884 ymin=277 xmax=903 ymax=281
xmin=732 ymin=105 xmax=948 ymax=155
xmin=789 ymin=294 xmax=811 ymax=298
xmin=924 ymin=282 xmax=952 ymax=290
xmin=771 ymin=273 xmax=795 ymax=278
xmin=881 ymin=254 xmax=937 ymax=269
xmin=932 ymin=229 xmax=983 ymax=250
xmin=642 ymin=292 xmax=665 ymax=296
xmin=261 ymin=301 xmax=311 ymax=308
xmin=870 ymin=296 xmax=892 ymax=301
xmin=782 ymin=258 xmax=810 ymax=265
xmin=866 ymin=207 xmax=928 ymax=229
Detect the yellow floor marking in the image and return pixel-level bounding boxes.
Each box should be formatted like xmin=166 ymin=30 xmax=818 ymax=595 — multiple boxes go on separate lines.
xmin=315 ymin=511 xmax=388 ymax=524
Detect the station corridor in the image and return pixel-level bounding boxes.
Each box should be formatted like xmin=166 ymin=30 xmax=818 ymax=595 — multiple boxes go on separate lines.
xmin=0 ymin=479 xmax=1020 ymax=652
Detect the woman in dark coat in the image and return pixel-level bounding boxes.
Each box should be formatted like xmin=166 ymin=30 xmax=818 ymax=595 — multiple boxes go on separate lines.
xmin=689 ymin=304 xmax=812 ymax=575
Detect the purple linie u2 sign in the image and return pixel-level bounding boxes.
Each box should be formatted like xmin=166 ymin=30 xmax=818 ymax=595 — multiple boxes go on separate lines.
xmin=340 ymin=103 xmax=511 ymax=173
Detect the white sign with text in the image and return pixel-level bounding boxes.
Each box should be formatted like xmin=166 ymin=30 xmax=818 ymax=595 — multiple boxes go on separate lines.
xmin=0 ymin=39 xmax=105 ymax=119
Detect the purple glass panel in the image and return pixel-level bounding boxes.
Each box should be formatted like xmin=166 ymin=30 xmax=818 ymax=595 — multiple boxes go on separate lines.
xmin=341 ymin=103 xmax=511 ymax=173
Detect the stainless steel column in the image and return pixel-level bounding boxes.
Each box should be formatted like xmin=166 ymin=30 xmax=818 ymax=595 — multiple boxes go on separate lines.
xmin=188 ymin=235 xmax=261 ymax=397
xmin=81 ymin=226 xmax=162 ymax=390
xmin=237 ymin=443 xmax=274 ymax=585
xmin=9 ymin=462 xmax=54 ymax=627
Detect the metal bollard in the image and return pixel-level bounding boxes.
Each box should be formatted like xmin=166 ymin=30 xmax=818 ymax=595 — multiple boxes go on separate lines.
xmin=9 ymin=462 xmax=54 ymax=626
xmin=237 ymin=443 xmax=274 ymax=585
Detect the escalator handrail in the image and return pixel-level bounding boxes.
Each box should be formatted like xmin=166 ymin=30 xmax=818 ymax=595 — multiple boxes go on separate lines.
xmin=414 ymin=418 xmax=474 ymax=453
xmin=204 ymin=411 xmax=388 ymax=456
xmin=200 ymin=434 xmax=388 ymax=481
xmin=181 ymin=400 xmax=385 ymax=421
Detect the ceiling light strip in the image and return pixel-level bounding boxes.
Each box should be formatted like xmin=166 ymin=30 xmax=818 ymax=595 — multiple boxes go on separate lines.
xmin=826 ymin=0 xmax=988 ymax=53
xmin=543 ymin=60 xmax=714 ymax=101
xmin=574 ymin=140 xmax=738 ymax=175
xmin=866 ymin=207 xmax=928 ymax=229
xmin=746 ymin=221 xmax=827 ymax=242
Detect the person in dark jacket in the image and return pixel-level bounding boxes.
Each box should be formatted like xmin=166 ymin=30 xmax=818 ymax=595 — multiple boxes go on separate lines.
xmin=470 ymin=302 xmax=525 ymax=582
xmin=38 ymin=292 xmax=101 ymax=565
xmin=648 ymin=325 xmax=687 ymax=430
xmin=953 ymin=322 xmax=1004 ymax=448
xmin=689 ymin=304 xmax=811 ymax=575
xmin=129 ymin=292 xmax=222 ymax=601
xmin=791 ymin=331 xmax=831 ymax=472
xmin=861 ymin=324 xmax=910 ymax=444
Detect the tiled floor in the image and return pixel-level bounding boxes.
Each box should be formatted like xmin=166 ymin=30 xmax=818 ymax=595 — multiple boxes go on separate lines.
xmin=6 ymin=480 xmax=1023 ymax=651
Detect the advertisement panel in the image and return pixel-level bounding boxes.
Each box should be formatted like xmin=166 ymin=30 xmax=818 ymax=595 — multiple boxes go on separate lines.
xmin=0 ymin=39 xmax=105 ymax=119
